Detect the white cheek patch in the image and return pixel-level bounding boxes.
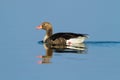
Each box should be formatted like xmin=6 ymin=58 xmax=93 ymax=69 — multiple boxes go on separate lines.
xmin=66 ymin=37 xmax=86 ymax=45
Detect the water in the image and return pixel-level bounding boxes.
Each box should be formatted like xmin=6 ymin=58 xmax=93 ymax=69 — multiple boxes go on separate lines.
xmin=37 ymin=41 xmax=120 ymax=65
xmin=1 ymin=27 xmax=120 ymax=80
xmin=1 ymin=0 xmax=120 ymax=80
xmin=1 ymin=40 xmax=120 ymax=80
xmin=0 ymin=34 xmax=120 ymax=80
xmin=36 ymin=41 xmax=120 ymax=80
xmin=0 ymin=24 xmax=120 ymax=80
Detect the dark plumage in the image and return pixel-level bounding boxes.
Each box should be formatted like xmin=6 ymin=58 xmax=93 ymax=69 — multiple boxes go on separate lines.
xmin=48 ymin=32 xmax=88 ymax=40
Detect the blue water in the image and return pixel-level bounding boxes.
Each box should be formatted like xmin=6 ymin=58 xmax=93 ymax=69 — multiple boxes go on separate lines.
xmin=37 ymin=41 xmax=120 ymax=80
xmin=1 ymin=39 xmax=120 ymax=80
xmin=1 ymin=0 xmax=120 ymax=80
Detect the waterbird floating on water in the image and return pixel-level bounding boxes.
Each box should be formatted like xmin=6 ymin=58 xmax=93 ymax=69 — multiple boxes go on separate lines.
xmin=36 ymin=22 xmax=89 ymax=45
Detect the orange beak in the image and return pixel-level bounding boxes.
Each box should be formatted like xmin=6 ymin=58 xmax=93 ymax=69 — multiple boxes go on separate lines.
xmin=36 ymin=25 xmax=42 ymax=30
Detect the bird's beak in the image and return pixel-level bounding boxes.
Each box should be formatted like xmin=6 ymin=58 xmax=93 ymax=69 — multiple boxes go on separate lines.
xmin=36 ymin=25 xmax=42 ymax=30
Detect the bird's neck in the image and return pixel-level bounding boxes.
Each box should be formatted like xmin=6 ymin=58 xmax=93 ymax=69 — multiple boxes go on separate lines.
xmin=44 ymin=28 xmax=53 ymax=42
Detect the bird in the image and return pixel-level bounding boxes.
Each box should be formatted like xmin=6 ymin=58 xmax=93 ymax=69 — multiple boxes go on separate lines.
xmin=36 ymin=22 xmax=89 ymax=45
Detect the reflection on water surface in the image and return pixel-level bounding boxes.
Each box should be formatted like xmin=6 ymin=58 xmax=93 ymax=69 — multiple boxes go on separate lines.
xmin=37 ymin=41 xmax=120 ymax=64
xmin=37 ymin=41 xmax=87 ymax=64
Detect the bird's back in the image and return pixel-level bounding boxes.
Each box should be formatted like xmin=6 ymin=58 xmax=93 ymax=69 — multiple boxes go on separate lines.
xmin=45 ymin=32 xmax=88 ymax=45
xmin=49 ymin=32 xmax=87 ymax=40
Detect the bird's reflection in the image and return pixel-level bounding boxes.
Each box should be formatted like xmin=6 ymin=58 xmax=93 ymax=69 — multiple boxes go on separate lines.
xmin=37 ymin=41 xmax=87 ymax=64
xmin=37 ymin=45 xmax=53 ymax=64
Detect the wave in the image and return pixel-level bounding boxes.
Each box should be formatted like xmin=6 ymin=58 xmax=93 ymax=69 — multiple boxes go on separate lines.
xmin=85 ymin=41 xmax=120 ymax=47
xmin=85 ymin=41 xmax=120 ymax=43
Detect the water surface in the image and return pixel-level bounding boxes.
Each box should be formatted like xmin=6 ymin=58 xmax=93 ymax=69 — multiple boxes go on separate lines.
xmin=35 ymin=41 xmax=120 ymax=80
xmin=1 ymin=0 xmax=120 ymax=80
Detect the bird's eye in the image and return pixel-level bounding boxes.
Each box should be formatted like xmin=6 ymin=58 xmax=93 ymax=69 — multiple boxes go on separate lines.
xmin=42 ymin=23 xmax=46 ymax=26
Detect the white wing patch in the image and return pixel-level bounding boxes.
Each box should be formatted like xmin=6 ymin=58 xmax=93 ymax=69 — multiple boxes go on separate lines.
xmin=66 ymin=37 xmax=86 ymax=45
